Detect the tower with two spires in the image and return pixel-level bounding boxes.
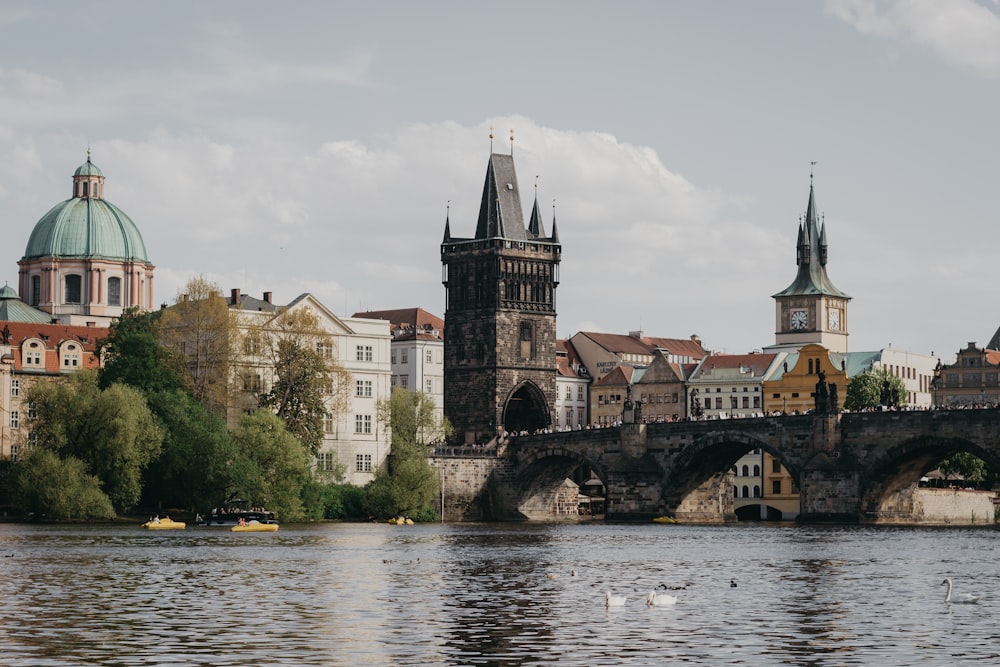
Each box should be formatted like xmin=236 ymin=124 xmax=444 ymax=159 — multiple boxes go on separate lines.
xmin=441 ymin=134 xmax=561 ymax=444
xmin=771 ymin=169 xmax=851 ymax=353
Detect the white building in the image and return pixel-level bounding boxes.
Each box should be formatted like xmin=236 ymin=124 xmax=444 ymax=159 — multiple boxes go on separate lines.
xmin=554 ymin=339 xmax=589 ymax=430
xmin=230 ymin=291 xmax=392 ymax=486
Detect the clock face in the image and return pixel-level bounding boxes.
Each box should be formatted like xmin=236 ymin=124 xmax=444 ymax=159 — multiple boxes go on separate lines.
xmin=828 ymin=308 xmax=841 ymax=331
xmin=790 ymin=310 xmax=808 ymax=330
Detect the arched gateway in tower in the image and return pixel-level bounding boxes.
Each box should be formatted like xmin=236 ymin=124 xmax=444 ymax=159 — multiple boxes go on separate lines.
xmin=17 ymin=155 xmax=155 ymax=326
xmin=441 ymin=149 xmax=561 ymax=444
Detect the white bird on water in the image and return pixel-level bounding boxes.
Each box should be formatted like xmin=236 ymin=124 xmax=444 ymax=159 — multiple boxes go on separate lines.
xmin=942 ymin=578 xmax=980 ymax=604
xmin=606 ymin=591 xmax=627 ymax=608
xmin=646 ymin=590 xmax=677 ymax=607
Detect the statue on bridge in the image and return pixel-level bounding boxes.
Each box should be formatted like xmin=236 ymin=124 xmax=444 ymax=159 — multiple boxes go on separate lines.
xmin=814 ymin=370 xmax=840 ymax=415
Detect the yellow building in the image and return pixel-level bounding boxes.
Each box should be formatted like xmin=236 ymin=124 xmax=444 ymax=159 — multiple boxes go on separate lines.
xmin=763 ymin=344 xmax=847 ymax=415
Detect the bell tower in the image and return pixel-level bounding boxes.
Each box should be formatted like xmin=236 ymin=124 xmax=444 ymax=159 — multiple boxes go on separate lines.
xmin=771 ymin=169 xmax=851 ymax=353
xmin=441 ymin=144 xmax=561 ymax=444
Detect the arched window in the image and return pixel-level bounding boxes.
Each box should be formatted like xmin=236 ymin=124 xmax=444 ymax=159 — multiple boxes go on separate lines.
xmin=808 ymin=359 xmax=814 ymax=374
xmin=741 ymin=465 xmax=750 ymax=476
xmin=108 ymin=277 xmax=122 ymax=306
xmin=741 ymin=485 xmax=750 ymax=498
xmin=733 ymin=486 xmax=738 ymax=498
xmin=31 ymin=275 xmax=41 ymax=305
xmin=753 ymin=464 xmax=761 ymax=476
xmin=753 ymin=485 xmax=761 ymax=498
xmin=65 ymin=275 xmax=82 ymax=304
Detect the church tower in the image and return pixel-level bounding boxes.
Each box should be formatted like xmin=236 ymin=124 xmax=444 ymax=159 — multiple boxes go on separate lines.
xmin=771 ymin=172 xmax=851 ymax=353
xmin=441 ymin=145 xmax=561 ymax=444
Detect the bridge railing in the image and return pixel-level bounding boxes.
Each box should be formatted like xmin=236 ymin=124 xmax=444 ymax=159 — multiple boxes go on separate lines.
xmin=432 ymin=445 xmax=502 ymax=458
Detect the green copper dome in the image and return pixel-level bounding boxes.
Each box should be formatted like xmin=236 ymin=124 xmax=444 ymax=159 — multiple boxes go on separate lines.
xmin=22 ymin=159 xmax=149 ymax=263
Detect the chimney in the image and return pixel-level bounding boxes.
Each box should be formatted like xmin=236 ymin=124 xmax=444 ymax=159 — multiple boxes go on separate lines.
xmin=231 ymin=288 xmax=240 ymax=305
xmin=263 ymin=291 xmax=272 ymax=304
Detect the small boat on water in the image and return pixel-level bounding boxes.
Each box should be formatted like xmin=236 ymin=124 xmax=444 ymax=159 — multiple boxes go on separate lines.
xmin=388 ymin=516 xmax=414 ymax=525
xmin=142 ymin=517 xmax=186 ymax=530
xmin=231 ymin=520 xmax=279 ymax=533
xmin=200 ymin=500 xmax=278 ymax=529
xmin=652 ymin=516 xmax=678 ymax=524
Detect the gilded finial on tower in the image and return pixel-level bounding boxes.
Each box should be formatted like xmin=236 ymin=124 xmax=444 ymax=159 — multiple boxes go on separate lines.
xmin=535 ymin=175 xmax=539 ymax=195
xmin=489 ymin=126 xmax=494 ymax=151
xmin=810 ymin=160 xmax=817 ymax=185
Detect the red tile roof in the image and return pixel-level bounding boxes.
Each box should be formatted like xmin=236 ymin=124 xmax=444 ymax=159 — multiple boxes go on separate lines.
xmin=353 ymin=308 xmax=444 ymax=341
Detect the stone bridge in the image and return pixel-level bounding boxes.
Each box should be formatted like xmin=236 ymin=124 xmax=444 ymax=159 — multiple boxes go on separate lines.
xmin=432 ymin=410 xmax=1000 ymax=523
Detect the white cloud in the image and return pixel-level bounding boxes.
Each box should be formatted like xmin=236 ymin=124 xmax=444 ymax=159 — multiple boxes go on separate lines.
xmin=826 ymin=0 xmax=1000 ymax=76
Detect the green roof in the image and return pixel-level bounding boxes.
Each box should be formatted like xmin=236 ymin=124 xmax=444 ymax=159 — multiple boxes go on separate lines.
xmin=22 ymin=192 xmax=149 ymax=263
xmin=0 ymin=284 xmax=51 ymax=323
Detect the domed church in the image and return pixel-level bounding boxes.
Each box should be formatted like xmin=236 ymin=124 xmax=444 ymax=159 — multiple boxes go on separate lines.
xmin=17 ymin=154 xmax=155 ymax=326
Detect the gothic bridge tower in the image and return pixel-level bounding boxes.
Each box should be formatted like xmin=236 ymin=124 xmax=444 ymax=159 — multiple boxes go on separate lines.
xmin=441 ymin=147 xmax=561 ymax=444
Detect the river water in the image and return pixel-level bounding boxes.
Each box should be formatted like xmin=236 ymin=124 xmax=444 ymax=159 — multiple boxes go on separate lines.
xmin=0 ymin=521 xmax=997 ymax=666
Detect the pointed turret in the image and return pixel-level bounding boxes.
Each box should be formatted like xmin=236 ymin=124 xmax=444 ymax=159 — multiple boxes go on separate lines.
xmin=528 ymin=193 xmax=546 ymax=238
xmin=442 ymin=206 xmax=451 ymax=243
xmin=474 ymin=153 xmax=527 ymax=241
xmin=773 ymin=179 xmax=849 ymax=299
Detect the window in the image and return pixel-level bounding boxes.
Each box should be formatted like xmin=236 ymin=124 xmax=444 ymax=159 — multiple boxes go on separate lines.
xmin=741 ymin=465 xmax=749 ymax=476
xmin=108 ymin=277 xmax=121 ymax=306
xmin=316 ymin=341 xmax=333 ymax=358
xmin=10 ymin=379 xmax=18 ymax=397
xmin=401 ymin=350 xmax=408 ymax=364
xmin=391 ymin=353 xmax=396 ymax=364
xmin=317 ymin=452 xmax=336 ymax=471
xmin=65 ymin=275 xmax=82 ymax=304
xmin=425 ymin=349 xmax=433 ymax=363
xmin=10 ymin=411 xmax=19 ymax=429
xmin=324 ymin=414 xmax=334 ymax=434
xmin=577 ymin=407 xmax=584 ymax=425
xmin=242 ymin=373 xmax=261 ymax=392
xmin=25 ymin=349 xmax=43 ymax=366
xmin=356 ymin=379 xmax=372 ymax=397
xmin=565 ymin=386 xmax=572 ymax=399
xmin=577 ymin=386 xmax=584 ymax=400
xmin=565 ymin=407 xmax=573 ymax=426
xmin=356 ymin=453 xmax=373 ymax=473
xmin=27 ymin=402 xmax=36 ymax=419
xmin=31 ymin=275 xmax=41 ymax=306
xmin=355 ymin=414 xmax=372 ymax=434
xmin=400 ymin=375 xmax=408 ymax=388
xmin=772 ymin=480 xmax=782 ymax=495
xmin=714 ymin=397 xmax=723 ymax=409
xmin=62 ymin=344 xmax=80 ymax=368
xmin=10 ymin=444 xmax=19 ymax=462
xmin=753 ymin=465 xmax=761 ymax=476
xmin=425 ymin=379 xmax=432 ymax=393
xmin=772 ymin=459 xmax=781 ymax=473
xmin=356 ymin=345 xmax=373 ymax=362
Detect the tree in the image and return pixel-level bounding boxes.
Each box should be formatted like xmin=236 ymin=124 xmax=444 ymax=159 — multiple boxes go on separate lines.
xmin=24 ymin=371 xmax=163 ymax=514
xmin=938 ymin=452 xmax=987 ymax=485
xmin=363 ymin=388 xmax=451 ymax=520
xmin=844 ymin=368 xmax=909 ymax=411
xmin=156 ymin=276 xmax=243 ymax=416
xmin=231 ymin=410 xmax=312 ymax=522
xmin=98 ymin=307 xmax=189 ymax=394
xmin=14 ymin=449 xmax=115 ymax=520
xmin=256 ymin=307 xmax=351 ymax=456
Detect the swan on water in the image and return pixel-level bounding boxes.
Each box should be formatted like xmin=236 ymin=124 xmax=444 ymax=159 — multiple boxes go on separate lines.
xmin=606 ymin=591 xmax=627 ymax=608
xmin=646 ymin=590 xmax=677 ymax=606
xmin=942 ymin=578 xmax=980 ymax=604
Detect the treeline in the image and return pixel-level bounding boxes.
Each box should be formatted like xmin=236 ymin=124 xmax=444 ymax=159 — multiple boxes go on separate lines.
xmin=5 ymin=279 xmax=448 ymax=523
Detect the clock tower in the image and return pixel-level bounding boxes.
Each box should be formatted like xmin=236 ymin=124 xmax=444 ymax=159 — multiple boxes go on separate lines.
xmin=771 ymin=172 xmax=851 ymax=352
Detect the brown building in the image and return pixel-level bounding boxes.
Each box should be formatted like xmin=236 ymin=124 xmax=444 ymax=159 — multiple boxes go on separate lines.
xmin=932 ymin=342 xmax=1000 ymax=408
xmin=441 ymin=150 xmax=561 ymax=444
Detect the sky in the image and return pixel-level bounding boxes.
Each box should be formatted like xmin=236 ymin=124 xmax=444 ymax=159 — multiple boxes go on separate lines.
xmin=1 ymin=1 xmax=998 ymax=361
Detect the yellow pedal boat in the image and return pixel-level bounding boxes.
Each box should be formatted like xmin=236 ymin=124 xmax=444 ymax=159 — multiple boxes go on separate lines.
xmin=142 ymin=518 xmax=186 ymax=530
xmin=388 ymin=516 xmax=414 ymax=525
xmin=231 ymin=521 xmax=279 ymax=532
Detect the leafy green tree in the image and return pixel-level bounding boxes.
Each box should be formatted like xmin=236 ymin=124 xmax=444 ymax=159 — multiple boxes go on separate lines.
xmin=99 ymin=307 xmax=189 ymax=394
xmin=140 ymin=389 xmax=246 ymax=512
xmin=231 ymin=410 xmax=312 ymax=522
xmin=844 ymin=368 xmax=909 ymax=411
xmin=27 ymin=371 xmax=163 ymax=513
xmin=257 ymin=307 xmax=351 ymax=456
xmin=363 ymin=388 xmax=451 ymax=520
xmin=15 ymin=449 xmax=115 ymax=520
xmin=938 ymin=452 xmax=987 ymax=485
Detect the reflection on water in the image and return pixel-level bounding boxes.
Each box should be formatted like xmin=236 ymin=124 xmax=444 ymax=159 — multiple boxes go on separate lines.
xmin=0 ymin=522 xmax=998 ymax=666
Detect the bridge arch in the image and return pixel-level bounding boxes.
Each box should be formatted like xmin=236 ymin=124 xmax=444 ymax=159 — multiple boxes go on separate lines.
xmin=662 ymin=430 xmax=801 ymax=520
xmin=859 ymin=434 xmax=1000 ymax=517
xmin=507 ymin=445 xmax=604 ymax=520
xmin=502 ymin=380 xmax=551 ymax=435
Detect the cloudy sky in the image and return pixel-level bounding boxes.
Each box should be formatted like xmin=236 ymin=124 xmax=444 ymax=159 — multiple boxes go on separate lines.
xmin=1 ymin=1 xmax=997 ymax=361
